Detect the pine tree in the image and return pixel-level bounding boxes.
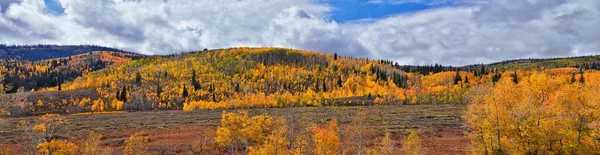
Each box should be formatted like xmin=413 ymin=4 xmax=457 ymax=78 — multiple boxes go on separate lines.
xmin=334 ymin=53 xmax=338 ymax=60
xmin=337 ymin=76 xmax=343 ymax=87
xmin=234 ymin=83 xmax=241 ymax=93
xmin=322 ymin=80 xmax=327 ymax=92
xmin=453 ymin=70 xmax=462 ymax=85
xmin=492 ymin=70 xmax=501 ymax=84
xmin=120 ymin=86 xmax=127 ymax=102
xmin=512 ymin=71 xmax=519 ymax=84
xmin=480 ymin=65 xmax=487 ymax=76
xmin=182 ymin=85 xmax=188 ymax=98
xmin=579 ymin=71 xmax=585 ymax=84
xmin=135 ymin=72 xmax=142 ymax=87
xmin=116 ymin=89 xmax=121 ymax=101
xmin=192 ymin=69 xmax=201 ymax=91
xmin=571 ymin=73 xmax=576 ymax=84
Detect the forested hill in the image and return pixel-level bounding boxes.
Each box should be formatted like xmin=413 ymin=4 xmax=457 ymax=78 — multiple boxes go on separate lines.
xmin=0 ymin=51 xmax=143 ymax=94
xmin=0 ymin=44 xmax=131 ymax=61
xmin=60 ymin=47 xmax=408 ymax=111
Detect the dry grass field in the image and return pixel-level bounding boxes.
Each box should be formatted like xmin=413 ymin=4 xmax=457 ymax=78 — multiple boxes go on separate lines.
xmin=0 ymin=104 xmax=469 ymax=154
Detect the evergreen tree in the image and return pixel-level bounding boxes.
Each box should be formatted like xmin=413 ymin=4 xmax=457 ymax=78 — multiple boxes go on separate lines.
xmin=191 ymin=69 xmax=201 ymax=91
xmin=492 ymin=70 xmax=501 ymax=84
xmin=120 ymin=86 xmax=127 ymax=102
xmin=579 ymin=71 xmax=585 ymax=84
xmin=512 ymin=71 xmax=519 ymax=84
xmin=182 ymin=85 xmax=188 ymax=98
xmin=337 ymin=76 xmax=343 ymax=87
xmin=135 ymin=72 xmax=142 ymax=87
xmin=234 ymin=83 xmax=241 ymax=93
xmin=334 ymin=53 xmax=338 ymax=60
xmin=571 ymin=73 xmax=576 ymax=84
xmin=322 ymin=80 xmax=327 ymax=92
xmin=453 ymin=70 xmax=462 ymax=85
xmin=464 ymin=76 xmax=469 ymax=85
xmin=116 ymin=89 xmax=121 ymax=101
xmin=480 ymin=65 xmax=487 ymax=76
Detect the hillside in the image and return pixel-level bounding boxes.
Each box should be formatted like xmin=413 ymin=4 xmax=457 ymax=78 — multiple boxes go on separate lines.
xmin=59 ymin=47 xmax=409 ymax=111
xmin=0 ymin=51 xmax=143 ymax=94
xmin=463 ymin=55 xmax=600 ymax=71
xmin=0 ymin=45 xmax=131 ymax=61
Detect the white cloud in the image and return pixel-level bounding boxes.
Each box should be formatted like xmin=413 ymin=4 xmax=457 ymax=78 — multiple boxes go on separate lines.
xmin=0 ymin=0 xmax=598 ymax=65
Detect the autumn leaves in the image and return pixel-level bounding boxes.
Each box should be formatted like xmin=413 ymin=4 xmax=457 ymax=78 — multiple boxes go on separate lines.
xmin=466 ymin=71 xmax=600 ymax=154
xmin=208 ymin=110 xmax=422 ymax=155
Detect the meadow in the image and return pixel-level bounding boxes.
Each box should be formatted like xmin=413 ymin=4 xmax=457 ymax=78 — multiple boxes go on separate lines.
xmin=0 ymin=104 xmax=468 ymax=154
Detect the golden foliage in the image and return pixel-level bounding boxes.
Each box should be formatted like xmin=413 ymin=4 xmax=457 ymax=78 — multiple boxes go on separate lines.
xmin=248 ymin=125 xmax=290 ymax=155
xmin=91 ymin=99 xmax=105 ymax=113
xmin=37 ymin=140 xmax=78 ymax=155
xmin=466 ymin=71 xmax=600 ymax=154
xmin=215 ymin=110 xmax=288 ymax=153
xmin=311 ymin=119 xmax=341 ymax=155
xmin=123 ymin=132 xmax=149 ymax=155
xmin=32 ymin=114 xmax=70 ymax=142
xmin=80 ymin=131 xmax=102 ymax=155
xmin=403 ymin=130 xmax=422 ymax=155
xmin=110 ymin=99 xmax=124 ymax=111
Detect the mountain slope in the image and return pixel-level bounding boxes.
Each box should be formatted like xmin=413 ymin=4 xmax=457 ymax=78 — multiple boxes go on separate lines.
xmin=0 ymin=45 xmax=130 ymax=61
xmin=1 ymin=51 xmax=143 ymax=94
xmin=61 ymin=47 xmax=408 ymax=110
xmin=487 ymin=55 xmax=600 ymax=70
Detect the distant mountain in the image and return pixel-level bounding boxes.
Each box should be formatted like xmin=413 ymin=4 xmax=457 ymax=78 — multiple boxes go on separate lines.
xmin=486 ymin=55 xmax=600 ymax=70
xmin=0 ymin=44 xmax=133 ymax=61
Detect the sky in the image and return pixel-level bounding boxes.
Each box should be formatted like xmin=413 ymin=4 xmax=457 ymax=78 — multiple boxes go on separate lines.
xmin=0 ymin=0 xmax=598 ymax=65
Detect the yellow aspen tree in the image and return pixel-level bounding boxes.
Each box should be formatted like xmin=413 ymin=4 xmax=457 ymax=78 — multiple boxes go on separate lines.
xmin=111 ymin=99 xmax=124 ymax=111
xmin=91 ymin=99 xmax=105 ymax=113
xmin=37 ymin=140 xmax=78 ymax=155
xmin=0 ymin=108 xmax=7 ymax=125
xmin=80 ymin=131 xmax=103 ymax=155
xmin=123 ymin=132 xmax=149 ymax=155
xmin=215 ymin=110 xmax=249 ymax=152
xmin=311 ymin=119 xmax=341 ymax=155
xmin=32 ymin=114 xmax=70 ymax=142
xmin=403 ymin=130 xmax=422 ymax=155
xmin=377 ymin=130 xmax=396 ymax=155
xmin=248 ymin=125 xmax=290 ymax=155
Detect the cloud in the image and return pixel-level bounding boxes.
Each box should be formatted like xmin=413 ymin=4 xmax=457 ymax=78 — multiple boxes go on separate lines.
xmin=0 ymin=0 xmax=598 ymax=65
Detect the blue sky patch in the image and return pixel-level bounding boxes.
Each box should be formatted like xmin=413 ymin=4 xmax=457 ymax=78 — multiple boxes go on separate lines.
xmin=327 ymin=0 xmax=456 ymax=22
xmin=44 ymin=0 xmax=64 ymax=15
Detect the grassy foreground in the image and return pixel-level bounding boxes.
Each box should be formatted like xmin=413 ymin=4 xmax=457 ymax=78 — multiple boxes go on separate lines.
xmin=0 ymin=104 xmax=467 ymax=154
